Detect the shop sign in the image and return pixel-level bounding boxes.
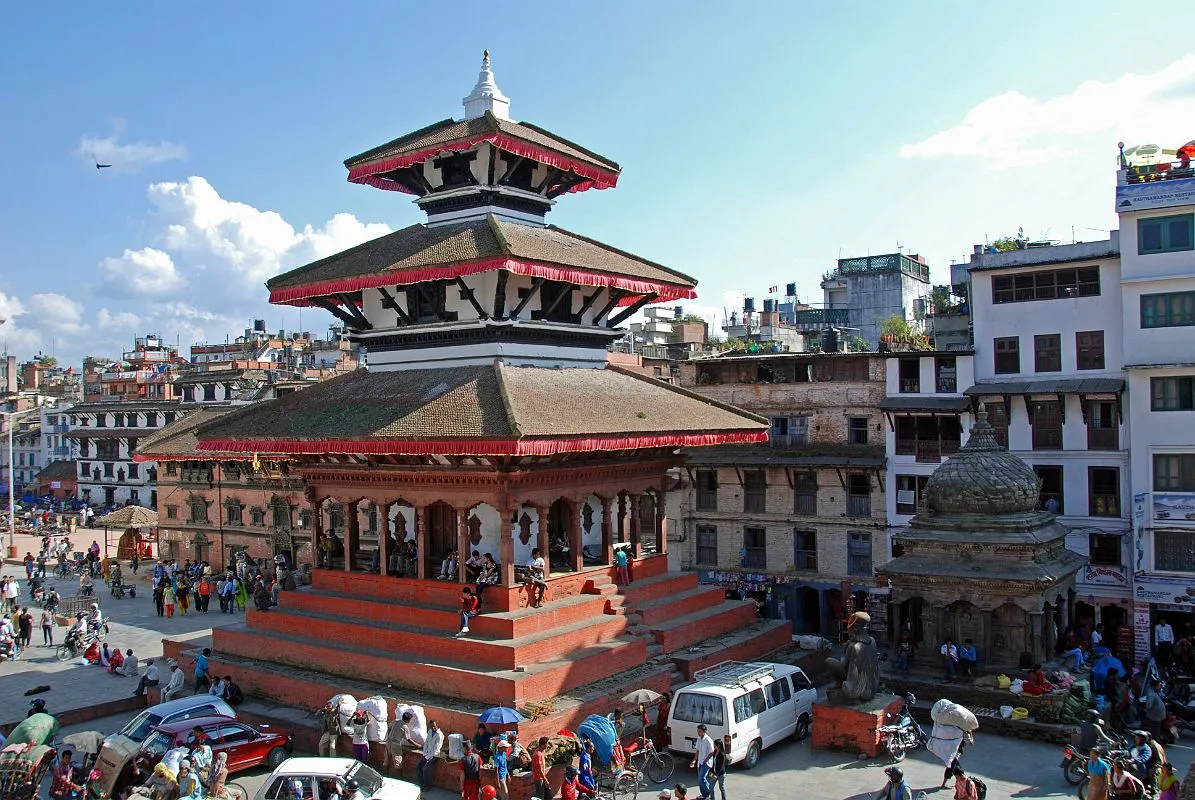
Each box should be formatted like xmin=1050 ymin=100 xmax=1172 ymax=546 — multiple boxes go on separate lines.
xmin=1154 ymin=492 xmax=1195 ymax=524
xmin=1116 ymin=176 xmax=1195 ymax=212
xmin=1133 ymin=576 xmax=1195 ymax=606
xmin=1134 ymin=604 xmax=1152 ymax=660
xmin=1083 ymin=564 xmax=1128 ymax=585
xmin=50 ymin=481 xmax=61 ymax=489
xmin=1134 ymin=493 xmax=1148 ymax=572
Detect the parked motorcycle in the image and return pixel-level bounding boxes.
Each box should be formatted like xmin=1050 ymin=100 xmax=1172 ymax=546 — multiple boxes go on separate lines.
xmin=1165 ymin=699 xmax=1195 ymax=739
xmin=878 ymin=693 xmax=926 ymax=761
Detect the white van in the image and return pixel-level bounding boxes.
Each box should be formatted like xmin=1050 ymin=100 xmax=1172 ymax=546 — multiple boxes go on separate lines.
xmin=666 ymin=661 xmax=816 ymax=768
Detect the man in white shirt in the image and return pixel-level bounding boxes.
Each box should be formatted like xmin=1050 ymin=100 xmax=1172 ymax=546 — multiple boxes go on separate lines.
xmin=940 ymin=638 xmax=959 ymax=682
xmin=1155 ymin=620 xmax=1176 ymax=667
xmin=418 ymin=720 xmax=445 ymax=790
xmin=690 ymin=724 xmax=714 ymax=800
xmin=162 ymin=661 xmax=186 ymax=702
xmin=134 ymin=659 xmax=160 ymax=696
xmin=526 ymin=549 xmax=547 ymax=608
xmin=1092 ymin=624 xmax=1103 ymax=649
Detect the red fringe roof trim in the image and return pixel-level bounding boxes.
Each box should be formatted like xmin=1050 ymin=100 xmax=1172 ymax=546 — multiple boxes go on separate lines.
xmin=347 ymin=134 xmax=619 ymax=195
xmin=268 ymin=256 xmax=697 ymax=306
xmin=197 ymin=431 xmax=768 ymax=457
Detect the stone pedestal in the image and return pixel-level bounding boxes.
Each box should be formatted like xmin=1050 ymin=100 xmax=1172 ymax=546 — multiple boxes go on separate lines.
xmin=810 ymin=693 xmax=902 ymax=757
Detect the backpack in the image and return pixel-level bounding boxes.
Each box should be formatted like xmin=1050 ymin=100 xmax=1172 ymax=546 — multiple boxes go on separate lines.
xmin=971 ymin=777 xmax=987 ymax=800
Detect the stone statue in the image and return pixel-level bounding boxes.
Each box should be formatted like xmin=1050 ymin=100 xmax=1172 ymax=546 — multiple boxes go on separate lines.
xmin=825 ymin=611 xmax=880 ymax=704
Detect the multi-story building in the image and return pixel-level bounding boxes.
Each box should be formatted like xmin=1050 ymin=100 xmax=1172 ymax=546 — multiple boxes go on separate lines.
xmin=136 ymin=408 xmax=309 ymax=569
xmin=9 ymin=419 xmax=40 ymax=493
xmin=880 ymin=351 xmax=975 ymax=526
xmin=673 ymin=352 xmax=889 ymax=638
xmin=959 ymin=234 xmax=1133 ymax=639
xmin=67 ymin=401 xmax=187 ymax=507
xmin=85 ymin=335 xmax=184 ymax=404
xmin=800 ymin=252 xmax=932 ymax=350
xmin=1114 ymin=160 xmax=1195 ymax=641
xmin=39 ymin=401 xmax=76 ymax=467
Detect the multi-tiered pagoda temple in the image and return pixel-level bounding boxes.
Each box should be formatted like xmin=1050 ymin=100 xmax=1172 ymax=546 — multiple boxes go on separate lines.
xmin=179 ymin=54 xmax=786 ymax=740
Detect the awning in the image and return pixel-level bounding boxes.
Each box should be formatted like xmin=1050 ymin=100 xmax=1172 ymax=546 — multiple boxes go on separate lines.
xmin=964 ymin=378 xmax=1125 ymax=396
xmin=879 ymin=397 xmax=971 ymax=413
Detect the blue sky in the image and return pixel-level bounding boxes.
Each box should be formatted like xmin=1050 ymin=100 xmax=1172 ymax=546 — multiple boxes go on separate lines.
xmin=2 ymin=2 xmax=1193 ymax=364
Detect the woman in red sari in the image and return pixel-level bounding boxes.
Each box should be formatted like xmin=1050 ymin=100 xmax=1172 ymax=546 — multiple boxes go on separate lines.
xmin=1021 ymin=665 xmax=1055 ymax=696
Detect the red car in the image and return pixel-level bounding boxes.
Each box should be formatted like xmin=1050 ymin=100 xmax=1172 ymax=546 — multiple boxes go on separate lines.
xmin=135 ymin=715 xmax=293 ymax=775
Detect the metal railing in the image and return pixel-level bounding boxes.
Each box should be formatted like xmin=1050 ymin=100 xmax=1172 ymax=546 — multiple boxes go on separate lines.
xmin=792 ymin=308 xmax=850 ymax=326
xmin=846 ymin=495 xmax=872 ymax=517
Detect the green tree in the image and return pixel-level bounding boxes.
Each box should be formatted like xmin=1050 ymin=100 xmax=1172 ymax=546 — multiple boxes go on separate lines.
xmin=847 ymin=336 xmax=870 ymax=352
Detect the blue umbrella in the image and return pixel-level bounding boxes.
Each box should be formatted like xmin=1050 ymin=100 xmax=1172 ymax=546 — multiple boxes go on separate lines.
xmin=478 ymin=706 xmax=526 ymax=725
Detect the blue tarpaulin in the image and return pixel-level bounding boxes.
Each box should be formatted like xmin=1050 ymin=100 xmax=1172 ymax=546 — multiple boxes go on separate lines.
xmin=576 ymin=715 xmax=617 ymax=766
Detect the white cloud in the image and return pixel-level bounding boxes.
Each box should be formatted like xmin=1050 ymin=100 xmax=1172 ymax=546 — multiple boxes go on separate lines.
xmin=97 ymin=309 xmax=141 ymax=330
xmin=100 ymin=247 xmax=186 ymax=297
xmin=76 ymin=133 xmax=187 ymax=173
xmin=901 ymin=54 xmax=1195 ymax=168
xmin=25 ymin=293 xmax=86 ymax=335
xmin=4 ymin=176 xmax=389 ymax=366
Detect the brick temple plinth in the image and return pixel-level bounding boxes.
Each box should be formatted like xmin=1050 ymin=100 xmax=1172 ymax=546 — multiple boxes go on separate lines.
xmin=811 ymin=694 xmax=902 ymax=757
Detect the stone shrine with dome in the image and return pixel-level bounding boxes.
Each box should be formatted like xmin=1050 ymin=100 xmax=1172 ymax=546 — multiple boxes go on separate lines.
xmin=878 ymin=406 xmax=1086 ymax=668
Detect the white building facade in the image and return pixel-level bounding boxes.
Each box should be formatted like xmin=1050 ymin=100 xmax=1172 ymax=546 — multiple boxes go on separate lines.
xmin=39 ymin=402 xmax=76 ymax=468
xmin=68 ymin=402 xmax=186 ymax=508
xmin=880 ymin=351 xmax=975 ymax=527
xmin=963 ymin=236 xmax=1133 ymax=638
xmin=1115 ymin=168 xmax=1195 ymax=645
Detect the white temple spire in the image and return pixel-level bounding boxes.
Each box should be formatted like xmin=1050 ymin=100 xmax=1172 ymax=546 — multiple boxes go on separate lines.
xmin=462 ymin=49 xmax=511 ymax=120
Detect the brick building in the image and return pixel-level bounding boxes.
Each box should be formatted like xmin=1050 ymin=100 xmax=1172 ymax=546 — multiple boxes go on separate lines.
xmin=673 ymin=352 xmax=890 ymax=638
xmin=136 ymin=408 xmax=308 ymax=569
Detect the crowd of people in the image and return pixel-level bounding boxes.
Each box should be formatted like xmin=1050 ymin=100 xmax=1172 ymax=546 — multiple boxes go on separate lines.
xmin=149 ymin=555 xmax=290 ymax=619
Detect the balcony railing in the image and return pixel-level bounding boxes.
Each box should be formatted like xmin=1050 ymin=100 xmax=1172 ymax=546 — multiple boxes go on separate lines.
xmin=1088 ymin=426 xmax=1119 ymax=451
xmin=743 ymin=549 xmax=767 ymax=570
xmin=846 ymin=495 xmax=872 ymax=517
xmin=900 ymin=379 xmax=921 ymax=393
xmin=915 ymin=441 xmax=941 ymax=463
xmin=1119 ymin=161 xmax=1195 ymax=185
xmin=936 ymin=377 xmax=957 ymax=393
xmin=792 ymin=308 xmax=850 ymax=327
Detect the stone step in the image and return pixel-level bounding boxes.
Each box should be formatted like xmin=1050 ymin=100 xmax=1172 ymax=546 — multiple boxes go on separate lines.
xmin=245 ymin=606 xmax=628 ymax=670
xmin=211 ymin=624 xmax=647 ymax=706
xmin=669 ymin=618 xmax=795 ymax=681
xmin=648 ymin=599 xmax=758 ymax=653
xmin=616 ymin=572 xmax=700 ymax=605
xmin=282 ymin=586 xmax=608 ymax=639
xmin=631 ymin=586 xmax=724 ymax=626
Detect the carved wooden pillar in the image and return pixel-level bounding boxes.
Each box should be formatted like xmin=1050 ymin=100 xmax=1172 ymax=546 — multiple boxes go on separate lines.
xmin=310 ymin=497 xmax=323 ymax=568
xmin=654 ymin=487 xmax=667 ymax=557
xmin=414 ymin=505 xmax=427 ymax=580
xmin=500 ymin=505 xmax=516 ymax=587
xmin=629 ymin=494 xmax=643 ymax=559
xmin=458 ymin=508 xmax=470 ymax=583
xmin=345 ymin=500 xmax=360 ymax=573
xmin=378 ymin=502 xmax=390 ymax=576
xmin=600 ymin=496 xmax=614 ymax=566
xmin=535 ymin=504 xmax=551 ymax=578
xmin=617 ymin=493 xmax=627 ymax=544
xmin=570 ymin=500 xmax=583 ymax=572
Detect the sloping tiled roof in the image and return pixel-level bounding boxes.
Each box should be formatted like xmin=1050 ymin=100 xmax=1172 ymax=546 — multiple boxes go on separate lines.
xmin=964 ymin=378 xmax=1125 ymax=396
xmin=134 ymin=407 xmax=239 ymax=461
xmin=345 ymin=113 xmax=619 ymax=178
xmin=34 ymin=460 xmax=78 ymax=482
xmin=195 ymin=364 xmax=768 ymax=457
xmin=266 ymin=215 xmax=697 ymax=305
xmin=878 ymin=396 xmax=971 ymax=412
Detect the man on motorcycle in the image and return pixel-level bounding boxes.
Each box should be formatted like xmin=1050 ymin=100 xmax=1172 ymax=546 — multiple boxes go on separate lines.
xmin=1131 ymin=730 xmax=1165 ymax=790
xmin=1079 ymin=710 xmax=1119 ymax=750
xmin=44 ymin=588 xmax=60 ymax=612
xmin=64 ymin=613 xmax=89 ymax=650
xmin=877 ymin=766 xmax=912 ymax=800
xmin=86 ymin=603 xmax=104 ymax=636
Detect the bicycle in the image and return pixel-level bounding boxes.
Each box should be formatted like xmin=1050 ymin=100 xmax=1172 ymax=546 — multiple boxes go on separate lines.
xmin=594 ymin=763 xmax=638 ymax=800
xmin=625 ymin=738 xmax=675 ymax=785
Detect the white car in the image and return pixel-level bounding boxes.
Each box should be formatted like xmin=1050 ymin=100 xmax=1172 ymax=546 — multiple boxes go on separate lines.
xmin=254 ymin=757 xmax=420 ymax=800
xmin=667 ymin=661 xmax=817 ymax=768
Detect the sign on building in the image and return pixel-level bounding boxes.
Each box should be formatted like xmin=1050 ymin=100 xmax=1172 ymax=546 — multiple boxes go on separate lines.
xmin=1115 ymin=176 xmax=1195 ymax=212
